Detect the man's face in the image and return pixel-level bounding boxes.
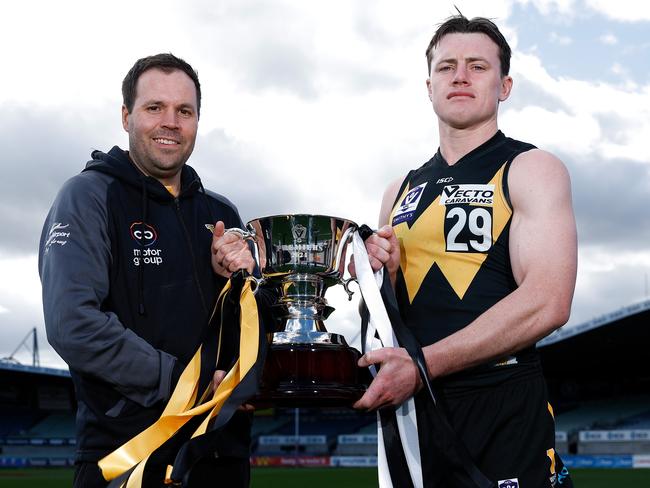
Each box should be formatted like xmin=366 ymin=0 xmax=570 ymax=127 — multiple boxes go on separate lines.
xmin=426 ymin=32 xmax=512 ymax=131
xmin=122 ymin=68 xmax=198 ymax=183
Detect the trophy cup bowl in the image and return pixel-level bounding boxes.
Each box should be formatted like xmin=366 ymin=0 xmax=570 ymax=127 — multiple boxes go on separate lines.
xmin=228 ymin=214 xmax=369 ymax=407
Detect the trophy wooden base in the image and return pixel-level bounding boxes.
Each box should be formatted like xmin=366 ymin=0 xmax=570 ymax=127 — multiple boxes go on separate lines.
xmin=252 ymin=343 xmax=370 ymax=408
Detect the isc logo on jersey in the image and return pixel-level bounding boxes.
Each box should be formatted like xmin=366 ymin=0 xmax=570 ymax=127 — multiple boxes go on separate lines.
xmin=393 ymin=182 xmax=427 ymax=225
xmin=439 ymin=184 xmax=494 ymax=206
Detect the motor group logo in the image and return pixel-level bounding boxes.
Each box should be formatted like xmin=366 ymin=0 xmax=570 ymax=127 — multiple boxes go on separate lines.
xmin=130 ymin=222 xmax=163 ymax=266
xmin=392 ymin=182 xmax=427 ymax=225
xmin=130 ymin=222 xmax=158 ymax=246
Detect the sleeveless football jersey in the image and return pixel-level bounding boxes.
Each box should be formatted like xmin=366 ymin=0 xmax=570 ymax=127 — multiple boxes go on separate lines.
xmin=390 ymin=131 xmax=535 ymax=347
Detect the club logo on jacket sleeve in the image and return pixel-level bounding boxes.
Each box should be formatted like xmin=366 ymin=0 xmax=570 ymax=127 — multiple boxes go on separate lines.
xmin=44 ymin=222 xmax=71 ymax=253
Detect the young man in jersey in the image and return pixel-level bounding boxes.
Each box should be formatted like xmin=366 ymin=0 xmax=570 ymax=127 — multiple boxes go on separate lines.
xmin=353 ymin=15 xmax=577 ymax=487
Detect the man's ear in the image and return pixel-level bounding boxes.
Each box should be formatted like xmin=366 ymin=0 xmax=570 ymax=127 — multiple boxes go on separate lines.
xmin=121 ymin=105 xmax=130 ymax=132
xmin=499 ymin=76 xmax=513 ymax=102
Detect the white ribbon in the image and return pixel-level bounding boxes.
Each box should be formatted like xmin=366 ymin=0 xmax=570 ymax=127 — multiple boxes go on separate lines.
xmin=352 ymin=231 xmax=423 ymax=488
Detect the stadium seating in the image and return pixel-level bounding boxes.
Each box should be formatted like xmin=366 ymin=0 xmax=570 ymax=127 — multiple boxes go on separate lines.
xmin=0 ymin=407 xmax=43 ymax=437
xmin=555 ymin=394 xmax=650 ymax=433
xmin=577 ymin=430 xmax=650 ymax=455
xmin=24 ymin=413 xmax=75 ymax=439
xmin=251 ymin=408 xmax=376 ymax=456
xmin=0 ymin=407 xmax=75 ymax=467
xmin=616 ymin=412 xmax=650 ymax=430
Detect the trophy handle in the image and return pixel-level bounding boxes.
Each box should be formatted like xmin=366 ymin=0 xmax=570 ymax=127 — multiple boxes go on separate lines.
xmin=224 ymin=226 xmax=266 ymax=292
xmin=335 ymin=225 xmax=358 ymax=301
xmin=341 ymin=277 xmax=356 ymax=301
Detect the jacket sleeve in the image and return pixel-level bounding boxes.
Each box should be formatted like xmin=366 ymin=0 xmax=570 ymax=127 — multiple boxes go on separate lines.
xmin=39 ymin=173 xmax=179 ymax=408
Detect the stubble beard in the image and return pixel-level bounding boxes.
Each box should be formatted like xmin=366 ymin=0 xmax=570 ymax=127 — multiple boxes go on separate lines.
xmin=129 ymin=132 xmax=194 ymax=181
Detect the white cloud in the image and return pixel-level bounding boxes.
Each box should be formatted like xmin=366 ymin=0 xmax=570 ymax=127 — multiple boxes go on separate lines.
xmin=0 ymin=254 xmax=51 ymax=364
xmin=505 ymin=52 xmax=650 ymax=164
xmin=586 ymin=0 xmax=650 ymax=21
xmin=611 ymin=62 xmax=627 ymax=76
xmin=600 ymin=33 xmax=618 ymax=45
xmin=2 ymin=2 xmax=135 ymax=108
xmin=549 ymin=31 xmax=573 ymax=45
xmin=516 ymin=0 xmax=576 ymax=15
xmin=0 ymin=254 xmax=42 ymax=310
xmin=501 ymin=105 xmax=601 ymax=155
xmin=580 ymin=247 xmax=650 ymax=273
xmin=570 ymin=246 xmax=650 ymax=325
xmin=0 ymin=305 xmax=8 ymax=314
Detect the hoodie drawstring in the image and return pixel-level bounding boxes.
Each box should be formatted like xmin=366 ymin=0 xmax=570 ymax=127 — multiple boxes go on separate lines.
xmin=198 ymin=182 xmax=217 ymax=227
xmin=137 ymin=178 xmax=148 ymax=316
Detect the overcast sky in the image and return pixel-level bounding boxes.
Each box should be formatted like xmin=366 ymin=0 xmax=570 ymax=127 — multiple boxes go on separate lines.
xmin=1 ymin=0 xmax=649 ymax=368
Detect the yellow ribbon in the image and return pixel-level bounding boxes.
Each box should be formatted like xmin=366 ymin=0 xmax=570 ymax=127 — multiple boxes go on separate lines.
xmin=98 ymin=279 xmax=259 ymax=485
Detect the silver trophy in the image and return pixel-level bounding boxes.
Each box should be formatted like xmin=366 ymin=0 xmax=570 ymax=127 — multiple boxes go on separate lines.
xmin=227 ymin=214 xmax=368 ymax=407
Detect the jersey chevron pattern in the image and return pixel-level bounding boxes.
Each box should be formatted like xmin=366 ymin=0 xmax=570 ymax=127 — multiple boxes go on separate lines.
xmin=390 ymin=132 xmax=536 ymax=346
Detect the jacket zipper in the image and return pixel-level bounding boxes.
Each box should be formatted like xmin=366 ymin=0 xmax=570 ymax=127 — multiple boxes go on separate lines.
xmin=174 ymin=197 xmax=210 ymax=318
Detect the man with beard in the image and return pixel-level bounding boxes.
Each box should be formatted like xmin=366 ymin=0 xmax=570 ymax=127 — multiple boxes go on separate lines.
xmin=40 ymin=53 xmax=255 ymax=487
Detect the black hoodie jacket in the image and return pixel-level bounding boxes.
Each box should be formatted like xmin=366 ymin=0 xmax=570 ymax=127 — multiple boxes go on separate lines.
xmin=39 ymin=146 xmax=248 ymax=462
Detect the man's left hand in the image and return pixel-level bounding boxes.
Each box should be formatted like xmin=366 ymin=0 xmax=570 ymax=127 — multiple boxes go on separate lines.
xmin=352 ymin=347 xmax=422 ymax=410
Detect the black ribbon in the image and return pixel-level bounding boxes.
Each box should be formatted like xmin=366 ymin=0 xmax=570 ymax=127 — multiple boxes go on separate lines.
xmin=107 ymin=272 xmax=267 ymax=487
xmin=170 ymin=272 xmax=268 ymax=486
xmin=359 ymin=227 xmax=493 ymax=488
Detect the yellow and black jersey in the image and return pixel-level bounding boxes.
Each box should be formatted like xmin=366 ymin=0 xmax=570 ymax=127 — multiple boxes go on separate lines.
xmin=390 ymin=131 xmax=536 ymax=348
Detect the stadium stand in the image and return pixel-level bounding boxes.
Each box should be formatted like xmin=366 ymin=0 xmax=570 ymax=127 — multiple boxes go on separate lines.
xmin=555 ymin=395 xmax=650 ymax=433
xmin=250 ymin=415 xmax=292 ymax=437
xmin=2 ymin=298 xmax=649 ymax=470
xmin=334 ymin=434 xmax=377 ymax=456
xmin=24 ymin=413 xmax=75 ymax=439
xmin=619 ymin=412 xmax=650 ymax=429
xmin=355 ymin=422 xmax=378 ymax=435
xmin=0 ymin=362 xmax=75 ymax=467
xmin=540 ymin=299 xmax=650 ymax=458
xmin=577 ymin=430 xmax=650 ymax=455
xmin=0 ymin=406 xmax=42 ymax=437
xmin=252 ymin=408 xmax=375 ymax=456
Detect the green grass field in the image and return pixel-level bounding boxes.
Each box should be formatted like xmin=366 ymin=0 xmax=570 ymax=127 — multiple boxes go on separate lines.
xmin=1 ymin=467 xmax=649 ymax=487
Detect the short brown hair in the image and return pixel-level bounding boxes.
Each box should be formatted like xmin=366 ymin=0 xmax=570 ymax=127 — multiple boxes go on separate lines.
xmin=425 ymin=15 xmax=511 ymax=77
xmin=122 ymin=53 xmax=202 ymax=117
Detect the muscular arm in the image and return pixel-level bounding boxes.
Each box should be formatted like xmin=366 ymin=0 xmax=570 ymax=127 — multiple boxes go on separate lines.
xmin=422 ymin=149 xmax=577 ymax=378
xmin=355 ymin=150 xmax=577 ymax=410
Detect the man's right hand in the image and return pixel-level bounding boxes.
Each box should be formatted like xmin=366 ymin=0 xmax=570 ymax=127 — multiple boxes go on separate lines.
xmin=211 ymin=221 xmax=255 ymax=278
xmin=212 ymin=369 xmax=255 ymax=412
xmin=349 ymin=225 xmax=400 ymax=285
